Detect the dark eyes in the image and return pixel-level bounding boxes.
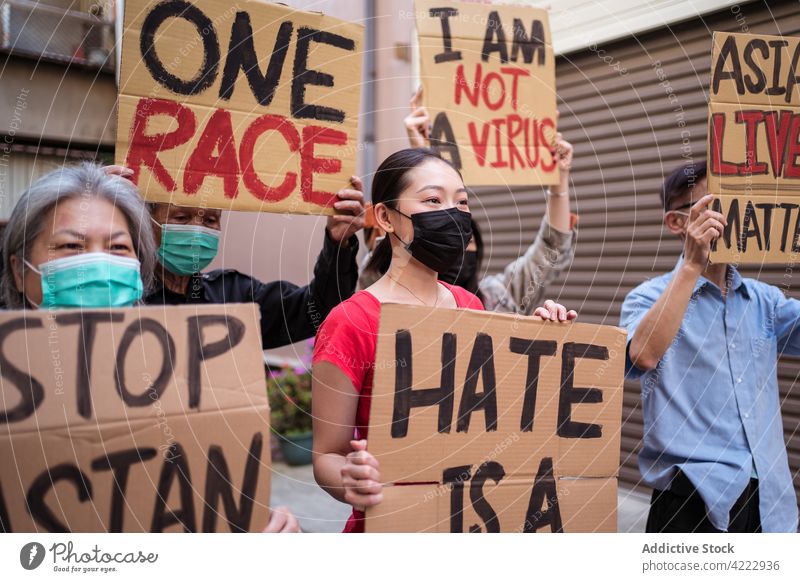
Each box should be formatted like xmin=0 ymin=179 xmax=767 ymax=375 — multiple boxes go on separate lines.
xmin=56 ymin=242 xmax=132 ymax=253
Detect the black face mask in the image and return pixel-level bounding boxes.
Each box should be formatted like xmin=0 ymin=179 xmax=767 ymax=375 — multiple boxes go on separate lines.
xmin=439 ymin=250 xmax=478 ymax=289
xmin=391 ymin=207 xmax=473 ymax=274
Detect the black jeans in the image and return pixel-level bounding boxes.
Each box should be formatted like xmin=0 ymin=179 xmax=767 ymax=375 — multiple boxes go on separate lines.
xmin=646 ymin=471 xmax=761 ymax=533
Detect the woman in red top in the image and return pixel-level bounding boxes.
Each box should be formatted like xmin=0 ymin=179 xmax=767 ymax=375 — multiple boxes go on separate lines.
xmin=311 ymin=148 xmax=576 ymax=532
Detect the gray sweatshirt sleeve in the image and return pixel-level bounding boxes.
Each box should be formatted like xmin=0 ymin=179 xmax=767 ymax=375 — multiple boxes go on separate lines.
xmin=478 ymin=217 xmax=575 ymax=314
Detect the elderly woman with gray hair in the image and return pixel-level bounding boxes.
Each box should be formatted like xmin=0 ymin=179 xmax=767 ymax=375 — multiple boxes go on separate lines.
xmin=1 ymin=162 xmax=156 ymax=309
xmin=0 ymin=162 xmax=303 ymax=532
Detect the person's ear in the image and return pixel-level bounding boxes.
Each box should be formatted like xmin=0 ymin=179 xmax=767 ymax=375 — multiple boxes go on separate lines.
xmin=9 ymin=255 xmax=24 ymax=292
xmin=664 ymin=211 xmax=686 ymax=236
xmin=373 ymin=203 xmax=395 ymax=234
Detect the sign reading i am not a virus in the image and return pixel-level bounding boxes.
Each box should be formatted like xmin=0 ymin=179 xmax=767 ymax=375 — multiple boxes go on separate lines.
xmin=707 ymin=31 xmax=800 ymax=263
xmin=116 ymin=0 xmax=363 ymax=215
xmin=414 ymin=0 xmax=559 ymax=187
xmin=365 ymin=305 xmax=625 ymax=533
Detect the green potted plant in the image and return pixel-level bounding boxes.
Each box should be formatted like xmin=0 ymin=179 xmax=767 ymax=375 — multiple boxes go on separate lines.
xmin=267 ymin=365 xmax=313 ymax=466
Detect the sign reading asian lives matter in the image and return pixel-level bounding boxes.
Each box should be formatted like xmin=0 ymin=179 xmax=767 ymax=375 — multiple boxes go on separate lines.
xmin=707 ymin=31 xmax=800 ymax=263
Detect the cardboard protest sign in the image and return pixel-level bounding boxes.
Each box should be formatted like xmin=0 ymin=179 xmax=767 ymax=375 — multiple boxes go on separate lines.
xmin=365 ymin=305 xmax=625 ymax=533
xmin=707 ymin=32 xmax=800 ymax=263
xmin=116 ymin=0 xmax=363 ymax=215
xmin=0 ymin=304 xmax=271 ymax=532
xmin=414 ymin=0 xmax=558 ymax=187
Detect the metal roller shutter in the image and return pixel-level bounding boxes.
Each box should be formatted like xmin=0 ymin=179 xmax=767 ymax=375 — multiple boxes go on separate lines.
xmin=471 ymin=0 xmax=800 ymax=508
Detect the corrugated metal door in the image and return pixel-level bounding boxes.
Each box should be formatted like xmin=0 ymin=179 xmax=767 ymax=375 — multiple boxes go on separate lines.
xmin=472 ymin=0 xmax=800 ymax=508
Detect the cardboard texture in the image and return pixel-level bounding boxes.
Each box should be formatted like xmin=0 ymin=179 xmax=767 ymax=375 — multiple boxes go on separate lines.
xmin=116 ymin=0 xmax=363 ymax=215
xmin=414 ymin=0 xmax=558 ymax=187
xmin=365 ymin=305 xmax=625 ymax=532
xmin=0 ymin=304 xmax=270 ymax=532
xmin=707 ymin=31 xmax=800 ymax=263
xmin=709 ymin=194 xmax=800 ymax=263
xmin=366 ymin=477 xmax=617 ymax=533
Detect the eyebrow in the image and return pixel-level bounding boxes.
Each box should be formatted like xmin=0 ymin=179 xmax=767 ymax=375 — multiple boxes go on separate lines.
xmin=51 ymin=229 xmax=85 ymax=239
xmin=416 ymin=185 xmax=469 ymax=194
xmin=51 ymin=230 xmax=130 ymax=240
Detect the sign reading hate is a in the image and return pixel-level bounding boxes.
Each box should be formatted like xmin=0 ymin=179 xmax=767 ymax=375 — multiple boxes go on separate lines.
xmin=116 ymin=0 xmax=363 ymax=215
xmin=365 ymin=305 xmax=624 ymax=533
xmin=0 ymin=304 xmax=270 ymax=533
xmin=707 ymin=31 xmax=800 ymax=263
xmin=414 ymin=0 xmax=559 ymax=187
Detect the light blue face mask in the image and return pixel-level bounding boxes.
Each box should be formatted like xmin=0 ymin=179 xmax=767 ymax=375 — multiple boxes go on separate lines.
xmin=24 ymin=252 xmax=144 ymax=309
xmin=155 ymin=223 xmax=220 ymax=276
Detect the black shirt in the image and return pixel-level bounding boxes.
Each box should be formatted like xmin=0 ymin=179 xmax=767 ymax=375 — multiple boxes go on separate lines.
xmin=144 ymin=230 xmax=359 ymax=349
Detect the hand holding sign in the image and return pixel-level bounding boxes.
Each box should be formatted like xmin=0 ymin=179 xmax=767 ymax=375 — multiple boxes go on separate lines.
xmin=262 ymin=506 xmax=300 ymax=533
xmin=326 ymin=176 xmax=366 ymax=246
xmin=404 ymin=86 xmax=431 ymax=147
xmin=683 ymin=194 xmax=727 ymax=271
xmin=552 ymin=132 xmax=573 ymax=172
xmin=532 ymin=299 xmax=577 ymax=322
xmin=341 ymin=439 xmax=383 ymax=511
xmin=550 ymin=131 xmax=573 ymax=198
xmin=102 ymin=165 xmax=135 ymax=179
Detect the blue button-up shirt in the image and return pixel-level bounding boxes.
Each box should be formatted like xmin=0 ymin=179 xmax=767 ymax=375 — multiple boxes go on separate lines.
xmin=620 ymin=259 xmax=800 ymax=532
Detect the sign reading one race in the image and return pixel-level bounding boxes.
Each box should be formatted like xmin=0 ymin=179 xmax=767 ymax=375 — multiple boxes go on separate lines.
xmin=365 ymin=305 xmax=625 ymax=533
xmin=414 ymin=0 xmax=558 ymax=186
xmin=116 ymin=0 xmax=363 ymax=215
xmin=0 ymin=304 xmax=270 ymax=533
xmin=707 ymin=31 xmax=800 ymax=263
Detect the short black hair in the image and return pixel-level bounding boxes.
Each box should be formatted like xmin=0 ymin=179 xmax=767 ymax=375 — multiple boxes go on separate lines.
xmin=660 ymin=160 xmax=707 ymax=211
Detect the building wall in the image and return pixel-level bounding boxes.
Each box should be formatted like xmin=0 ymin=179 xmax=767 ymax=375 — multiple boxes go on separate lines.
xmin=0 ymin=0 xmax=118 ymax=217
xmin=372 ymin=0 xmax=419 ymax=164
xmin=0 ymin=58 xmax=117 ymax=148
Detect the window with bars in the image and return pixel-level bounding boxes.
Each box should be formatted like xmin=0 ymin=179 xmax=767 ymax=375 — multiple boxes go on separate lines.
xmin=0 ymin=0 xmax=114 ymax=71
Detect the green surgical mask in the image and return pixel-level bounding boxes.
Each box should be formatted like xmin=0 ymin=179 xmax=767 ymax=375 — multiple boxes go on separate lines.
xmin=25 ymin=252 xmax=144 ymax=309
xmin=155 ymin=223 xmax=220 ymax=275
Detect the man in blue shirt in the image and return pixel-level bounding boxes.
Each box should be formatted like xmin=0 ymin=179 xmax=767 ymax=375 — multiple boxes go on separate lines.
xmin=620 ymin=161 xmax=800 ymax=533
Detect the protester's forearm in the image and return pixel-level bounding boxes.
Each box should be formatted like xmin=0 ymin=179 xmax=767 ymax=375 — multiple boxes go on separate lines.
xmin=546 ymin=189 xmax=571 ymax=233
xmin=310 ymin=231 xmax=358 ymax=318
xmin=629 ymin=264 xmax=701 ymax=370
xmin=313 ymin=453 xmax=348 ymax=504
